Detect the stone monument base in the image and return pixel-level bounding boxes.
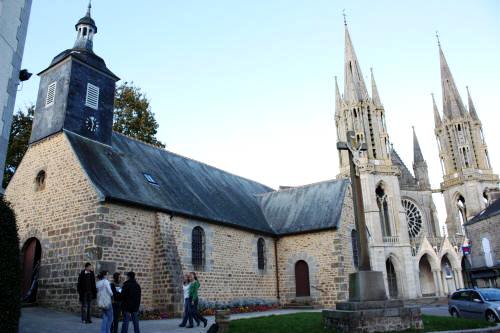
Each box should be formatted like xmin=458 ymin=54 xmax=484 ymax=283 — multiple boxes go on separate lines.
xmin=323 ymin=300 xmax=423 ymax=333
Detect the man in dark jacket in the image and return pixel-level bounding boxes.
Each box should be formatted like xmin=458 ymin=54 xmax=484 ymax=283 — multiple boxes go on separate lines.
xmin=77 ymin=262 xmax=97 ymax=323
xmin=121 ymin=271 xmax=141 ymax=333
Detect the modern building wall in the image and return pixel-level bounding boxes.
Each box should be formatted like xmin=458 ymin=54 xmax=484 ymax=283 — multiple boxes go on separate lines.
xmin=0 ymin=0 xmax=32 ymax=190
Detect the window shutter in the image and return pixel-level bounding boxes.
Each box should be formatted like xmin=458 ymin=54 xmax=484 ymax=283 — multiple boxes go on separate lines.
xmin=85 ymin=83 xmax=100 ymax=110
xmin=45 ymin=82 xmax=57 ymax=107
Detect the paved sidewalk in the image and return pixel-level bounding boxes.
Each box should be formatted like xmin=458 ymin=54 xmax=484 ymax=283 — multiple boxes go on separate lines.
xmin=19 ymin=307 xmax=320 ymax=333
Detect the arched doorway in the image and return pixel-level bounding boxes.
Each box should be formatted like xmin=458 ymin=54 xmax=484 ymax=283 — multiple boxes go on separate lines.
xmin=21 ymin=238 xmax=42 ymax=302
xmin=419 ymin=255 xmax=436 ymax=296
xmin=441 ymin=255 xmax=456 ymax=294
xmin=386 ymin=259 xmax=398 ymax=298
xmin=461 ymin=256 xmax=472 ymax=288
xmin=295 ymin=260 xmax=310 ymax=297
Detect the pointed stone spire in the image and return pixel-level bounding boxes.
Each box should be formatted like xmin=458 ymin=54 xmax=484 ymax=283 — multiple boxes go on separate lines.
xmin=466 ymin=86 xmax=479 ymax=120
xmin=335 ymin=76 xmax=343 ymax=114
xmin=370 ymin=68 xmax=382 ymax=107
xmin=344 ymin=26 xmax=369 ymax=103
xmin=432 ymin=93 xmax=442 ymax=127
xmin=413 ymin=126 xmax=424 ymax=163
xmin=439 ymin=44 xmax=467 ymax=119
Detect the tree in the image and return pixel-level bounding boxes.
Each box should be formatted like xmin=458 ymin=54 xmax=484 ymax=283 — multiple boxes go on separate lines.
xmin=113 ymin=82 xmax=165 ymax=148
xmin=0 ymin=198 xmax=21 ymax=332
xmin=2 ymin=105 xmax=34 ymax=188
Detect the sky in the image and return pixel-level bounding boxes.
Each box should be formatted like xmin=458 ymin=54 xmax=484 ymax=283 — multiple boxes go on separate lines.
xmin=14 ymin=0 xmax=500 ymax=229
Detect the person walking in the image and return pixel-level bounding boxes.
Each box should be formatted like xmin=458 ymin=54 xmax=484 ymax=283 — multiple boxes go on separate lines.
xmin=77 ymin=262 xmax=97 ymax=324
xmin=96 ymin=271 xmax=114 ymax=333
xmin=121 ymin=271 xmax=141 ymax=333
xmin=110 ymin=272 xmax=122 ymax=333
xmin=178 ymin=274 xmax=193 ymax=328
xmin=189 ymin=272 xmax=207 ymax=328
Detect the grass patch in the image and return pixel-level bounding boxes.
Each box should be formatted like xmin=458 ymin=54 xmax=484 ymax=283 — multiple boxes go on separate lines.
xmin=228 ymin=312 xmax=496 ymax=333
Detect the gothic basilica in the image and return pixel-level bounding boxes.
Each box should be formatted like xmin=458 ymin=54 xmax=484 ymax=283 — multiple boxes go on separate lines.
xmin=6 ymin=5 xmax=498 ymax=314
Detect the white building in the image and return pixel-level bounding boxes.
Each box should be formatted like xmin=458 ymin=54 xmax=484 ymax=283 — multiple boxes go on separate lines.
xmin=0 ymin=0 xmax=32 ymax=190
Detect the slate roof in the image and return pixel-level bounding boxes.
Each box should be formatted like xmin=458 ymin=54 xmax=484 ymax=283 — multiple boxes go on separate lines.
xmin=391 ymin=149 xmax=419 ymax=190
xmin=465 ymin=199 xmax=500 ymax=225
xmin=65 ymin=131 xmax=349 ymax=236
xmin=257 ymin=179 xmax=349 ymax=235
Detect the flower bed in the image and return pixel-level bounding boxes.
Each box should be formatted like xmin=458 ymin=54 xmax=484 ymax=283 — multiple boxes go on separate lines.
xmin=199 ymin=299 xmax=279 ymax=316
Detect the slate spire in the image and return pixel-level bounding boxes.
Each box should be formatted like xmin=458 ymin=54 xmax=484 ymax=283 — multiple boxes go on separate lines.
xmin=413 ymin=126 xmax=424 ymax=163
xmin=344 ymin=26 xmax=369 ymax=103
xmin=432 ymin=93 xmax=442 ymax=127
xmin=370 ymin=68 xmax=382 ymax=107
xmin=466 ymin=86 xmax=480 ymax=121
xmin=74 ymin=0 xmax=98 ymax=51
xmin=439 ymin=44 xmax=467 ymax=119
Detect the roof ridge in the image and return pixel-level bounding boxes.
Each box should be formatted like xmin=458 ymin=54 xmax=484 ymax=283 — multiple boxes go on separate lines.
xmin=112 ymin=131 xmax=275 ymax=191
xmin=257 ymin=178 xmax=347 ymax=197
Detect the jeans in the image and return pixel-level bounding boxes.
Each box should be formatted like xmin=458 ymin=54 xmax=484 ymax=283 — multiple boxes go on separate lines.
xmin=80 ymin=292 xmax=92 ymax=322
xmin=111 ymin=303 xmax=121 ymax=333
xmin=121 ymin=311 xmax=140 ymax=333
xmin=179 ymin=298 xmax=193 ymax=326
xmin=101 ymin=306 xmax=113 ymax=333
xmin=191 ymin=298 xmax=206 ymax=325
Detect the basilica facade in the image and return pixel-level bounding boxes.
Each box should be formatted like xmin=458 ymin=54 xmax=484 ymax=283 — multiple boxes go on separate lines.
xmin=6 ymin=6 xmax=498 ymax=315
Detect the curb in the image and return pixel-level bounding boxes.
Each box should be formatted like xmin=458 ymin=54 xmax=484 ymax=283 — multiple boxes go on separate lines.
xmin=431 ymin=323 xmax=500 ymax=333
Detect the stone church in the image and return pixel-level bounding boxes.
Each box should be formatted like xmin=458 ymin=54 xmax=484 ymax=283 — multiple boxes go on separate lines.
xmin=6 ymin=6 xmax=498 ymax=314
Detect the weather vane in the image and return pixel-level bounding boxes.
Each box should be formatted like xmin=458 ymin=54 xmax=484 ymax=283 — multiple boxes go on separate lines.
xmin=343 ymin=9 xmax=347 ymax=26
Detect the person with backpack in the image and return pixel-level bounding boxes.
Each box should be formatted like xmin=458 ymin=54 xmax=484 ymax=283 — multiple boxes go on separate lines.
xmin=77 ymin=262 xmax=97 ymax=324
xmin=96 ymin=271 xmax=114 ymax=333
xmin=110 ymin=272 xmax=123 ymax=333
xmin=121 ymin=271 xmax=141 ymax=333
xmin=189 ymin=272 xmax=207 ymax=328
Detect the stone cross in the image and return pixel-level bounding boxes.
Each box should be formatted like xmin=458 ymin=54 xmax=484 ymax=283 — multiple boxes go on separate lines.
xmin=337 ymin=131 xmax=371 ymax=271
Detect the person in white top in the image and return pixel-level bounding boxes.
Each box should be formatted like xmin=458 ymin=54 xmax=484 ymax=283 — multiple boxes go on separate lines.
xmin=179 ymin=274 xmax=194 ymax=328
xmin=96 ymin=271 xmax=114 ymax=333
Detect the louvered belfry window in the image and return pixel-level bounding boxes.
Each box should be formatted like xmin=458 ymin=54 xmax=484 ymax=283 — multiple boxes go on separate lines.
xmin=45 ymin=82 xmax=57 ymax=107
xmin=257 ymin=238 xmax=265 ymax=270
xmin=192 ymin=227 xmax=205 ymax=269
xmin=85 ymin=83 xmax=100 ymax=110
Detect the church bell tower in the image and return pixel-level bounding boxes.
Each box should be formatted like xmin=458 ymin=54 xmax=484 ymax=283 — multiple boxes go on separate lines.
xmin=433 ymin=42 xmax=499 ymax=236
xmin=30 ymin=2 xmax=119 ymax=146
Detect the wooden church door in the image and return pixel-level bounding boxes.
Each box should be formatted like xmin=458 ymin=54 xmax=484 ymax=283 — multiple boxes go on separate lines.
xmin=295 ymin=260 xmax=310 ymax=297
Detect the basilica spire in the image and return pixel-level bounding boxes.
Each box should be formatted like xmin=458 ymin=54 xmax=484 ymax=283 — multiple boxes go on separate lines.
xmin=343 ymin=26 xmax=369 ymax=103
xmin=466 ymin=86 xmax=480 ymax=121
xmin=413 ymin=126 xmax=424 ymax=163
xmin=432 ymin=93 xmax=442 ymax=127
xmin=74 ymin=1 xmax=97 ymax=51
xmin=439 ymin=44 xmax=467 ymax=119
xmin=370 ymin=68 xmax=382 ymax=107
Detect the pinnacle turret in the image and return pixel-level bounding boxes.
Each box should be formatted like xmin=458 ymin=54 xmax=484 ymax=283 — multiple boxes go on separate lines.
xmin=74 ymin=1 xmax=97 ymax=51
xmin=343 ymin=26 xmax=369 ymax=103
xmin=413 ymin=127 xmax=424 ymax=163
xmin=432 ymin=93 xmax=442 ymax=127
xmin=335 ymin=76 xmax=343 ymax=114
xmin=370 ymin=68 xmax=382 ymax=107
xmin=466 ymin=86 xmax=480 ymax=121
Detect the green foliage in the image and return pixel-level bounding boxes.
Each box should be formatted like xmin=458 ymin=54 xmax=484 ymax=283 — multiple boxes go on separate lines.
xmin=2 ymin=105 xmax=34 ymax=188
xmin=113 ymin=82 xmax=165 ymax=148
xmin=228 ymin=313 xmax=496 ymax=333
xmin=0 ymin=199 xmax=21 ymax=332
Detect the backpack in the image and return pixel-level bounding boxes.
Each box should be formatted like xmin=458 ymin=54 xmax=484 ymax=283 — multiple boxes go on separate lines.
xmin=97 ymin=281 xmax=112 ymax=309
xmin=207 ymin=323 xmax=219 ymax=333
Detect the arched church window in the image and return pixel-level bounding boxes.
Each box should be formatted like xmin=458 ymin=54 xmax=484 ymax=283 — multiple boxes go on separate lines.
xmin=35 ymin=170 xmax=46 ymax=192
xmin=482 ymin=190 xmax=489 ymax=206
xmin=456 ymin=195 xmax=467 ymax=234
xmin=351 ymin=230 xmax=359 ymax=269
xmin=257 ymin=238 xmax=265 ymax=270
xmin=376 ymin=185 xmax=391 ymax=237
xmin=485 ymin=150 xmax=491 ymax=169
xmin=83 ymin=27 xmax=87 ymax=36
xmin=192 ymin=227 xmax=205 ymax=269
xmin=402 ymin=199 xmax=423 ymax=239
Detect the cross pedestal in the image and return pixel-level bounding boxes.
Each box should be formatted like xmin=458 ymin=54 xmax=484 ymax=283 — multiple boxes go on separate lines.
xmin=322 ymin=132 xmax=422 ymax=332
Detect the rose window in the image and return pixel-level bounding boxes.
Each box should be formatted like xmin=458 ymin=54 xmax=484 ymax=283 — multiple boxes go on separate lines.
xmin=402 ymin=199 xmax=423 ymax=239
